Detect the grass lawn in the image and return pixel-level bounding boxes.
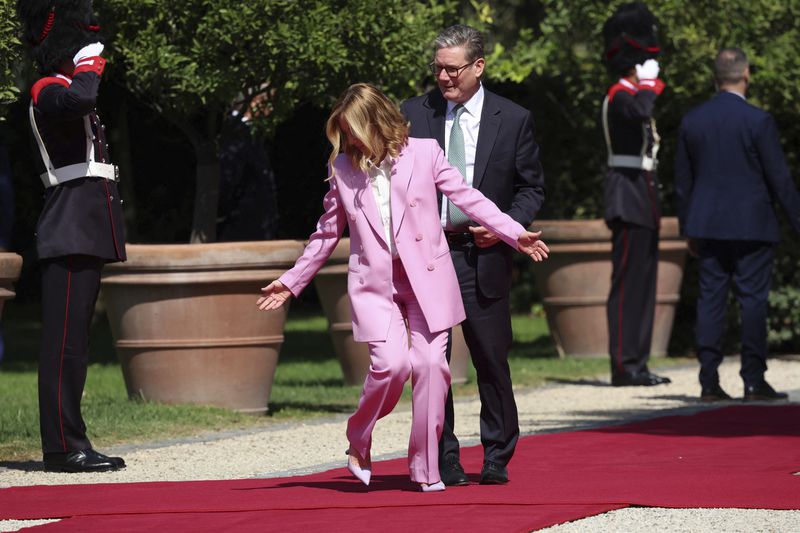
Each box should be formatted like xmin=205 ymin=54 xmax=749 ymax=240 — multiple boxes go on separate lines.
xmin=0 ymin=300 xmax=683 ymax=461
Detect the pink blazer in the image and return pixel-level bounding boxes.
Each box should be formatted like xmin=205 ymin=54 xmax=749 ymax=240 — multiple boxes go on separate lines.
xmin=279 ymin=137 xmax=525 ymax=342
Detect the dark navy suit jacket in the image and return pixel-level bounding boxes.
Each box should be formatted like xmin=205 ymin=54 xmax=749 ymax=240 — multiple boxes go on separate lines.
xmin=400 ymin=87 xmax=545 ymax=298
xmin=674 ymin=91 xmax=800 ymax=242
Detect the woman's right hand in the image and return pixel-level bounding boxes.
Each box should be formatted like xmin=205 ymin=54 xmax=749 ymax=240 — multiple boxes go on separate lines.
xmin=257 ymin=280 xmax=292 ymax=310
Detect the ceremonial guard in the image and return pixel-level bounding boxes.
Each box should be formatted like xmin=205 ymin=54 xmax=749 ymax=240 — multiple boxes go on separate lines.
xmin=17 ymin=0 xmax=127 ymax=472
xmin=601 ymin=3 xmax=670 ymax=387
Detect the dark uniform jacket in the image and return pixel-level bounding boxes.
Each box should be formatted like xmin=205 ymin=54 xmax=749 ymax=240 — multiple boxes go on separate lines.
xmin=401 ymin=87 xmax=545 ymax=298
xmin=602 ymin=78 xmax=661 ymax=230
xmin=29 ymin=63 xmax=126 ymax=262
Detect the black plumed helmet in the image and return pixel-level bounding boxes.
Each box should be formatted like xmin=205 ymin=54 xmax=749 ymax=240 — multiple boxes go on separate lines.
xmin=16 ymin=0 xmax=102 ymax=74
xmin=602 ymin=2 xmax=660 ymax=77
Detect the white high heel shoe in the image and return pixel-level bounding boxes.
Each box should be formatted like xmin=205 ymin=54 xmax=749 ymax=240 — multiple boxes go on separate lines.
xmin=420 ymin=481 xmax=446 ymax=492
xmin=346 ymin=448 xmax=371 ymax=486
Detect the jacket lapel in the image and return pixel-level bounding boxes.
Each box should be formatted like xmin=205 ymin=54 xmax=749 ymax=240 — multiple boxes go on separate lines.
xmin=473 ymin=91 xmax=501 ymax=190
xmin=425 ymin=90 xmax=447 ymax=150
xmin=390 ymin=144 xmax=414 ymax=236
xmin=426 ymin=91 xmax=447 ymax=208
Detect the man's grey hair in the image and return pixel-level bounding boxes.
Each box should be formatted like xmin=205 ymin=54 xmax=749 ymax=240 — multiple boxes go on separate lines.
xmin=433 ymin=24 xmax=484 ymax=62
xmin=714 ymin=47 xmax=749 ymax=86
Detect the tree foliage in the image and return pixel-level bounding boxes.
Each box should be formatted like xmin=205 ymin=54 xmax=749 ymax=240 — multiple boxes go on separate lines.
xmin=0 ymin=0 xmax=22 ymax=119
xmin=469 ymin=0 xmax=800 ymax=221
xmin=98 ymin=0 xmax=456 ymax=241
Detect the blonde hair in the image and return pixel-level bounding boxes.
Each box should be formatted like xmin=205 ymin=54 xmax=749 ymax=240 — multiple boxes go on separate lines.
xmin=325 ymin=83 xmax=409 ymax=179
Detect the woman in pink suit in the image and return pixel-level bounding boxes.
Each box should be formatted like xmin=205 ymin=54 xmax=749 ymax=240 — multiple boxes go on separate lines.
xmin=258 ymin=83 xmax=549 ymax=492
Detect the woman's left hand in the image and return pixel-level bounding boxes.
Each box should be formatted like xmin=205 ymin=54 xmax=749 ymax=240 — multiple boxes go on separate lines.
xmin=257 ymin=280 xmax=293 ymax=310
xmin=517 ymin=230 xmax=550 ymax=262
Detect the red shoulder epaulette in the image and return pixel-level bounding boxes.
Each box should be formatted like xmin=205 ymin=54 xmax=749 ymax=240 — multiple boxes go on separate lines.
xmin=73 ymin=56 xmax=106 ymax=77
xmin=638 ymin=78 xmax=665 ymax=96
xmin=31 ymin=76 xmax=70 ymax=105
xmin=607 ymin=81 xmax=637 ymax=104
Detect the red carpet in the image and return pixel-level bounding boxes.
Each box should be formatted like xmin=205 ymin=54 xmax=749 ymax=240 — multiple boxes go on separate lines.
xmin=1 ymin=405 xmax=798 ymax=532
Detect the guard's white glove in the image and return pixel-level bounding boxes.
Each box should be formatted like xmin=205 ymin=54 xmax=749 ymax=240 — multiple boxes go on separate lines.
xmin=73 ymin=42 xmax=104 ymax=65
xmin=635 ymin=59 xmax=660 ymax=80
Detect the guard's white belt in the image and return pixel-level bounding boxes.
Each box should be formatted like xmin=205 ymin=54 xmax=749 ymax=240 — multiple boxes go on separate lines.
xmin=607 ymin=154 xmax=656 ymax=171
xmin=40 ymin=162 xmax=119 ymax=188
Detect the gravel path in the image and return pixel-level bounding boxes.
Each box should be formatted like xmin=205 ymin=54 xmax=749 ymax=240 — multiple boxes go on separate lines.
xmin=1 ymin=356 xmax=799 ymax=532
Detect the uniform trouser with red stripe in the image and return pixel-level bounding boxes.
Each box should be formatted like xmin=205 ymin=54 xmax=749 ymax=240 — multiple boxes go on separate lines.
xmin=39 ymin=254 xmax=104 ymax=454
xmin=606 ymin=220 xmax=658 ymax=378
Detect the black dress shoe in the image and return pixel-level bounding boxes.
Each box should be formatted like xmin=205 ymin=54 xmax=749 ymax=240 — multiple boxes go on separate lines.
xmin=440 ymin=456 xmax=469 ymax=486
xmin=43 ymin=449 xmax=125 ymax=473
xmin=744 ymin=382 xmax=789 ymax=402
xmin=85 ymin=449 xmax=126 ymax=468
xmin=700 ymin=384 xmax=732 ymax=402
xmin=611 ymin=371 xmax=672 ymax=387
xmin=479 ymin=461 xmax=508 ymax=485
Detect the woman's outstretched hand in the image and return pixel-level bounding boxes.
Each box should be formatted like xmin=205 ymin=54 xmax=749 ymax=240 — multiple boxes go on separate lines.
xmin=517 ymin=230 xmax=550 ymax=262
xmin=257 ymin=280 xmax=292 ymax=310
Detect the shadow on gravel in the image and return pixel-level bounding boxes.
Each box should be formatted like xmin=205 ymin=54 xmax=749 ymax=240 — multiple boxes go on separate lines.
xmin=545 ymin=377 xmax=608 ymax=387
xmin=0 ymin=460 xmax=42 ymax=472
xmin=268 ymin=401 xmax=354 ymax=415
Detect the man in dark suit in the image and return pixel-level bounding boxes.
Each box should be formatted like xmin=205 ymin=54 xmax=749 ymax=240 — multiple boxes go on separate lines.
xmin=674 ymin=47 xmax=800 ymax=402
xmin=217 ymin=91 xmax=278 ymax=242
xmin=401 ymin=24 xmax=545 ymax=486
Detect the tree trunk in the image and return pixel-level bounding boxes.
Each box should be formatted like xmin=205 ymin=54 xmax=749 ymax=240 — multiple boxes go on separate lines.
xmin=190 ymin=140 xmax=221 ymax=243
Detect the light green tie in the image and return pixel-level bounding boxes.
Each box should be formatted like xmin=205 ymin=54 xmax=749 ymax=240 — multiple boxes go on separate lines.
xmin=447 ymin=104 xmax=471 ymax=229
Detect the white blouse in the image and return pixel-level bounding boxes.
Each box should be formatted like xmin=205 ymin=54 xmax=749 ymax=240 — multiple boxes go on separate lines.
xmin=367 ymin=157 xmax=398 ymax=257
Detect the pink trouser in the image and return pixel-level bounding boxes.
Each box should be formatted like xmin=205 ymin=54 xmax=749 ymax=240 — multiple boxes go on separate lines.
xmin=346 ymin=259 xmax=450 ymax=484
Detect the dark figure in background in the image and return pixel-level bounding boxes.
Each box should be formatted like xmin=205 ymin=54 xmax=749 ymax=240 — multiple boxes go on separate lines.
xmin=401 ymin=25 xmax=545 ymax=486
xmin=216 ymin=92 xmax=278 ymax=241
xmin=17 ymin=0 xmax=126 ymax=472
xmin=675 ymin=48 xmax=800 ymax=402
xmin=601 ymin=3 xmax=671 ymax=387
xmin=0 ymin=135 xmax=13 ymax=363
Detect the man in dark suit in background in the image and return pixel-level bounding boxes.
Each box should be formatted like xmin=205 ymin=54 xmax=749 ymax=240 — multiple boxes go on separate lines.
xmin=674 ymin=47 xmax=800 ymax=402
xmin=216 ymin=90 xmax=278 ymax=242
xmin=401 ymin=24 xmax=545 ymax=486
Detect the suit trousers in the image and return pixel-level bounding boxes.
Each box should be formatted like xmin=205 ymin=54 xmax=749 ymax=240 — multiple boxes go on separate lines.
xmin=695 ymin=239 xmax=774 ymax=389
xmin=346 ymin=258 xmax=450 ymax=484
xmin=607 ymin=220 xmax=658 ymax=377
xmin=440 ymin=244 xmax=519 ymax=467
xmin=39 ymin=254 xmax=104 ymax=454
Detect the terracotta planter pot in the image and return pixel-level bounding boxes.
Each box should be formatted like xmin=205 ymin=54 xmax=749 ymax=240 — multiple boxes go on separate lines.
xmin=314 ymin=239 xmax=470 ymax=385
xmin=101 ymin=241 xmax=305 ymax=413
xmin=530 ymin=218 xmax=686 ymax=358
xmin=0 ymin=252 xmax=23 ymax=325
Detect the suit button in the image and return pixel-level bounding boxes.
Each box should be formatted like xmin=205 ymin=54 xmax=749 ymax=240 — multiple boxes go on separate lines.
xmin=350 ymin=214 xmax=356 ymax=221
xmin=427 ymin=264 xmax=435 ymax=271
xmin=410 ymin=201 xmax=417 ymax=207
xmin=109 ymin=195 xmax=114 ymax=200
xmin=359 ymin=278 xmax=365 ymax=284
xmin=415 ymin=234 xmax=423 ymax=241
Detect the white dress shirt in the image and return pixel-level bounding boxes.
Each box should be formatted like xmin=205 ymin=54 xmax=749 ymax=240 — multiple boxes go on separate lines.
xmin=367 ymin=157 xmax=398 ymax=257
xmin=441 ymin=84 xmax=484 ymax=228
